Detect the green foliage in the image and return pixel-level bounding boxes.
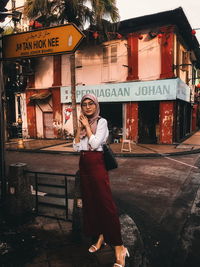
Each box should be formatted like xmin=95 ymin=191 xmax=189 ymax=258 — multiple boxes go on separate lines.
xmin=24 ymin=0 xmax=119 ymax=31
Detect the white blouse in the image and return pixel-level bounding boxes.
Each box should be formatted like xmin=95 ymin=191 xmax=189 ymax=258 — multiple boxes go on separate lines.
xmin=73 ymin=118 xmax=109 ymax=152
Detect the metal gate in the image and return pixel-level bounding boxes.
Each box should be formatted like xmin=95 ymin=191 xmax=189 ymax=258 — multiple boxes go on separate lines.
xmin=25 ymin=170 xmax=76 ymax=220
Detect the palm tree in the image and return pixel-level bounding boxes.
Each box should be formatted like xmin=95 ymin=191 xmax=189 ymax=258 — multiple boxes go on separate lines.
xmin=24 ymin=0 xmax=119 ymax=28
xmin=24 ymin=0 xmax=119 ymax=135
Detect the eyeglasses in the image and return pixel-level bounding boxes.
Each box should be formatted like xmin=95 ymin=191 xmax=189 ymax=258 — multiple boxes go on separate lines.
xmin=81 ymin=102 xmax=95 ymax=107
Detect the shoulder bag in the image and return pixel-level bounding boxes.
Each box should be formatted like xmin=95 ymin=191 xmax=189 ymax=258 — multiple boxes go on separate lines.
xmin=103 ymin=143 xmax=118 ymax=171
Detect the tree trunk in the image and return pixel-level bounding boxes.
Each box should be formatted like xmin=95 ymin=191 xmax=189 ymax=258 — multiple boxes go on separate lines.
xmin=70 ymin=53 xmax=78 ymax=136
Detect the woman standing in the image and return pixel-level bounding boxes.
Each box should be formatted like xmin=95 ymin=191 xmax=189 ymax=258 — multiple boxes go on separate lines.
xmin=73 ymin=94 xmax=129 ymax=267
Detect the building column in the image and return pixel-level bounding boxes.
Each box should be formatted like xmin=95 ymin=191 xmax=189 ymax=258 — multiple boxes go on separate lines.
xmin=25 ymin=60 xmax=36 ymax=138
xmin=159 ymin=101 xmax=174 ymax=144
xmin=160 ymin=26 xmax=175 ymax=79
xmin=126 ymin=102 xmax=138 ymax=142
xmin=52 ymin=55 xmax=62 ymax=86
xmin=26 ymin=90 xmax=37 ymax=138
xmin=192 ymin=104 xmax=198 ymax=131
xmin=51 ymin=87 xmax=62 ymax=136
xmin=127 ymin=33 xmax=139 ymax=81
xmin=52 ymin=55 xmax=62 ymax=137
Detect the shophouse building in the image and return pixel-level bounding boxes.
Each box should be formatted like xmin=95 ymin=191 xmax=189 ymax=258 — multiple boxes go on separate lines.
xmin=7 ymin=7 xmax=200 ymax=144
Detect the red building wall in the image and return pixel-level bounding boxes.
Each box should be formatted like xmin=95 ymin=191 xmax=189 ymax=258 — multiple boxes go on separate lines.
xmin=160 ymin=26 xmax=175 ymax=79
xmin=52 ymin=87 xmax=62 ymax=124
xmin=126 ymin=35 xmax=139 ymax=142
xmin=26 ymin=90 xmax=37 ymax=138
xmin=192 ymin=104 xmax=198 ymax=131
xmin=26 ymin=55 xmax=62 ymax=138
xmin=127 ymin=33 xmax=139 ymax=81
xmin=126 ymin=102 xmax=138 ymax=142
xmin=159 ymin=27 xmax=175 ymax=144
xmin=159 ymin=101 xmax=174 ymax=144
xmin=52 ymin=55 xmax=62 ymax=135
xmin=52 ymin=55 xmax=62 ymax=86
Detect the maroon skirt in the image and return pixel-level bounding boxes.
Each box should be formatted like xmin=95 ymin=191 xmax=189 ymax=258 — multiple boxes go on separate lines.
xmin=79 ymin=150 xmax=123 ymax=246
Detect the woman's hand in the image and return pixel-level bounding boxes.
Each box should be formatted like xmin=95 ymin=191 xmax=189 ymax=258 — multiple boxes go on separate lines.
xmin=79 ymin=114 xmax=93 ymax=138
xmin=79 ymin=114 xmax=90 ymax=128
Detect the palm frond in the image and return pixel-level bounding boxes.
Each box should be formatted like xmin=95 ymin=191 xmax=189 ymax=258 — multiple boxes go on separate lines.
xmin=24 ymin=0 xmax=119 ymax=30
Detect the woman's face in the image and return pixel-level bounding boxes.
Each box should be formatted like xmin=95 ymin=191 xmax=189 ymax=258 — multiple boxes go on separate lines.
xmin=81 ymin=98 xmax=96 ymax=117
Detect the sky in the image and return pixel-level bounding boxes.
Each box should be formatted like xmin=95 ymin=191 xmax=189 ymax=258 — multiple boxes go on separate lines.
xmin=116 ymin=0 xmax=200 ymax=43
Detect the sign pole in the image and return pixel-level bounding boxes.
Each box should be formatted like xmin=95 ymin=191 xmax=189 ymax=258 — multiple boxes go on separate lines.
xmin=70 ymin=53 xmax=78 ymax=136
xmin=0 ymin=34 xmax=6 ymax=202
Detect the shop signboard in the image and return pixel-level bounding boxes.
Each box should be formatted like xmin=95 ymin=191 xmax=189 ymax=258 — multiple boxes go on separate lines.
xmin=176 ymin=78 xmax=191 ymax=102
xmin=61 ymin=78 xmax=190 ymax=103
xmin=2 ymin=23 xmax=85 ymax=59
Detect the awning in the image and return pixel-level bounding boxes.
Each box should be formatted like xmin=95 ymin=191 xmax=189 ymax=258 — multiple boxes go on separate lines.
xmin=29 ymin=91 xmax=51 ymax=101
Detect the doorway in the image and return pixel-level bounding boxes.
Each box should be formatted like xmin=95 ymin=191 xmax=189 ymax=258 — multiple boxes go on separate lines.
xmin=138 ymin=101 xmax=159 ymax=144
xmin=43 ymin=112 xmax=54 ymax=138
xmin=176 ymin=101 xmax=191 ymax=141
xmin=100 ymin=102 xmax=123 ymax=142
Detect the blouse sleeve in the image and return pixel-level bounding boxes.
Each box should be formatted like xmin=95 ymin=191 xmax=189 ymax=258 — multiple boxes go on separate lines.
xmin=88 ymin=118 xmax=108 ymax=150
xmin=73 ymin=140 xmax=82 ymax=152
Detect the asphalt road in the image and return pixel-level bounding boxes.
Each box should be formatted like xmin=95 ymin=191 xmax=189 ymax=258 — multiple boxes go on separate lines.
xmin=5 ymin=150 xmax=200 ymax=267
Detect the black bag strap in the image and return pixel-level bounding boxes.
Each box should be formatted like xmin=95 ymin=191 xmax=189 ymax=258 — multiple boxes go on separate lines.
xmin=96 ymin=117 xmax=109 ymax=146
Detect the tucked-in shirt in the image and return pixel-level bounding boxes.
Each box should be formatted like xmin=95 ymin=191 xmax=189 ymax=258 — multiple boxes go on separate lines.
xmin=73 ymin=118 xmax=109 ymax=151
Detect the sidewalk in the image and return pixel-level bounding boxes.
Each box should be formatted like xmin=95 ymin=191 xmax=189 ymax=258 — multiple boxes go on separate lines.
xmin=0 ymin=215 xmax=135 ymax=267
xmin=5 ymin=130 xmax=200 ymax=156
xmin=23 ymin=216 xmax=114 ymax=267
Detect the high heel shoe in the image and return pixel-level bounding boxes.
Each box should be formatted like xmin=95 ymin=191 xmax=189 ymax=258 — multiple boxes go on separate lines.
xmin=113 ymin=247 xmax=130 ymax=267
xmin=88 ymin=242 xmax=107 ymax=253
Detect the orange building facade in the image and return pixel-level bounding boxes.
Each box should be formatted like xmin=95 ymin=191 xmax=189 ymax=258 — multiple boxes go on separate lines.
xmin=21 ymin=8 xmax=200 ymax=144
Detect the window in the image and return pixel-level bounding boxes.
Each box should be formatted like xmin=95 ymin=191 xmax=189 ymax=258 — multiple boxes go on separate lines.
xmin=102 ymin=45 xmax=117 ymax=65
xmin=102 ymin=44 xmax=118 ymax=82
xmin=103 ymin=46 xmax=109 ymax=65
xmin=111 ymin=45 xmax=117 ymax=63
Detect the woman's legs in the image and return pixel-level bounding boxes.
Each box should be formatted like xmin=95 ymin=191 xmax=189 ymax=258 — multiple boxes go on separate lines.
xmin=89 ymin=235 xmax=128 ymax=267
xmin=88 ymin=234 xmax=105 ymax=252
xmin=114 ymin=245 xmax=129 ymax=267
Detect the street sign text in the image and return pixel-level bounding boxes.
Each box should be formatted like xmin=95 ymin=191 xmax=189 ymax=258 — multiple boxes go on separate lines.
xmin=2 ymin=24 xmax=85 ymax=59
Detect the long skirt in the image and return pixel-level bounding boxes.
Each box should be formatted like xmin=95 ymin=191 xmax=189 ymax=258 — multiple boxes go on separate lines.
xmin=79 ymin=150 xmax=123 ymax=246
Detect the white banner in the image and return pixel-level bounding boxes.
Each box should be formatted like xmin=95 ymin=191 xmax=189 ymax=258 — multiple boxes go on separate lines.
xmin=61 ymin=78 xmax=190 ymax=103
xmin=176 ymin=78 xmax=191 ymax=102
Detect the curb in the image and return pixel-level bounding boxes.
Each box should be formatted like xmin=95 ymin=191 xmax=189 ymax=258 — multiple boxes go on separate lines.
xmin=6 ymin=147 xmax=200 ymax=158
xmin=115 ymin=148 xmax=200 ymax=157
